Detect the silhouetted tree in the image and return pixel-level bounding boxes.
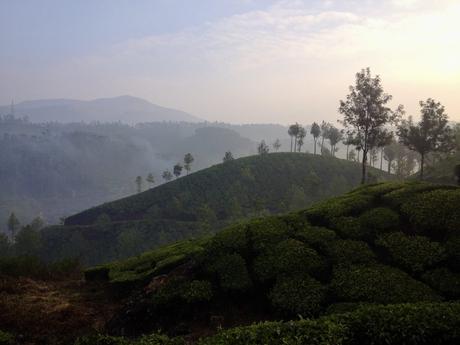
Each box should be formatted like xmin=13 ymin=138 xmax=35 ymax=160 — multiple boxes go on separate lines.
xmin=146 ymin=173 xmax=155 ymax=188
xmin=184 ymin=153 xmax=194 ymax=174
xmin=326 ymin=126 xmax=343 ymax=157
xmin=310 ymin=122 xmax=321 ymax=155
xmin=339 ymin=68 xmax=402 ymax=183
xmin=173 ymin=163 xmax=183 ymax=179
xmin=398 ymin=99 xmax=453 ymax=179
xmin=257 ymin=140 xmax=270 ymax=155
xmin=272 ymin=139 xmax=282 ymax=152
xmin=383 ymin=140 xmax=398 ymax=173
xmin=342 ymin=133 xmax=355 ymax=160
xmin=135 ymin=176 xmax=143 ymax=193
xmin=320 ymin=121 xmax=330 ymax=155
xmin=7 ymin=212 xmax=20 ymax=240
xmin=223 ymin=151 xmax=234 ymax=162
xmin=297 ymin=127 xmax=306 ymax=152
xmin=162 ymin=170 xmax=173 ymax=182
xmin=288 ymin=123 xmax=301 ymax=152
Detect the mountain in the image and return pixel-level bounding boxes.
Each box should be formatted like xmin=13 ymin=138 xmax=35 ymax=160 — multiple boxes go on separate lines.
xmin=0 ymin=95 xmax=202 ymax=123
xmin=82 ymin=181 xmax=459 ymax=343
xmin=40 ymin=153 xmax=390 ymax=265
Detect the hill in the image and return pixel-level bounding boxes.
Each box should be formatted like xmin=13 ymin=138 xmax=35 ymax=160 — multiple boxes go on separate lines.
xmin=0 ymin=95 xmax=201 ymax=123
xmin=80 ymin=181 xmax=460 ymax=344
xmin=40 ymin=153 xmax=388 ymax=265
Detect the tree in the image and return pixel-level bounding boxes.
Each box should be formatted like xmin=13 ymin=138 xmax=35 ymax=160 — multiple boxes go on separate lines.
xmin=319 ymin=121 xmax=331 ymax=155
xmin=30 ymin=216 xmax=45 ymax=231
xmin=310 ymin=122 xmax=321 ymax=155
xmin=183 ymin=153 xmax=194 ymax=174
xmin=326 ymin=126 xmax=343 ymax=157
xmin=7 ymin=212 xmax=20 ymax=240
xmin=383 ymin=140 xmax=398 ymax=173
xmin=398 ymin=99 xmax=453 ymax=179
xmin=339 ymin=68 xmax=402 ymax=183
xmin=257 ymin=140 xmax=270 ymax=155
xmin=223 ymin=151 xmax=234 ymax=163
xmin=455 ymin=164 xmax=460 ymax=186
xmin=272 ymin=139 xmax=282 ymax=152
xmin=173 ymin=163 xmax=183 ymax=179
xmin=162 ymin=170 xmax=173 ymax=182
xmin=342 ymin=133 xmax=355 ymax=160
xmin=348 ymin=149 xmax=357 ymax=161
xmin=296 ymin=127 xmax=306 ymax=152
xmin=0 ymin=233 xmax=10 ymax=257
xmin=288 ymin=123 xmax=300 ymax=152
xmin=14 ymin=225 xmax=42 ymax=256
xmin=135 ymin=175 xmax=143 ymax=193
xmin=146 ymin=173 xmax=155 ymax=188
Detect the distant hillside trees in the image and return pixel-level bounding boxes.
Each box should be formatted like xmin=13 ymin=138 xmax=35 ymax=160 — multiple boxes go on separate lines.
xmin=257 ymin=140 xmax=270 ymax=155
xmin=7 ymin=212 xmax=20 ymax=240
xmin=310 ymin=122 xmax=320 ymax=155
xmin=288 ymin=123 xmax=300 ymax=152
xmin=146 ymin=173 xmax=155 ymax=188
xmin=319 ymin=121 xmax=330 ymax=155
xmin=398 ymin=99 xmax=454 ymax=179
xmin=383 ymin=141 xmax=398 ymax=173
xmin=339 ymin=68 xmax=402 ymax=183
xmin=342 ymin=133 xmax=355 ymax=160
xmin=184 ymin=153 xmax=194 ymax=174
xmin=297 ymin=127 xmax=306 ymax=152
xmin=455 ymin=164 xmax=460 ymax=185
xmin=223 ymin=151 xmax=234 ymax=162
xmin=162 ymin=170 xmax=173 ymax=182
xmin=135 ymin=176 xmax=143 ymax=193
xmin=272 ymin=139 xmax=281 ymax=152
xmin=173 ymin=163 xmax=183 ymax=179
xmin=327 ymin=126 xmax=343 ymax=157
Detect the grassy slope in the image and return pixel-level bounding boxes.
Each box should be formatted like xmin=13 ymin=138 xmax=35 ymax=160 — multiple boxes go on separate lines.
xmin=82 ymin=181 xmax=460 ymax=342
xmin=42 ymin=153 xmax=389 ymax=265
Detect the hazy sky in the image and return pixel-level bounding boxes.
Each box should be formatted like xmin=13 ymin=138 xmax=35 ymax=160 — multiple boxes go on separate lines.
xmin=1 ymin=0 xmax=459 ymax=124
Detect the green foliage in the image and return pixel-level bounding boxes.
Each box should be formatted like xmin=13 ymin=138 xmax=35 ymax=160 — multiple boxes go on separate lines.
xmin=253 ymin=239 xmax=324 ymax=282
xmin=422 ymin=268 xmax=460 ymax=299
xmin=358 ymin=207 xmax=400 ymax=236
xmin=181 ymin=280 xmax=213 ymax=303
xmin=401 ymin=189 xmax=460 ymax=238
xmin=293 ymin=226 xmax=337 ymax=254
xmin=0 ymin=331 xmax=13 ymax=345
xmin=0 ymin=255 xmax=48 ymax=278
xmin=375 ymin=232 xmax=446 ymax=273
xmin=75 ymin=334 xmax=131 ymax=345
xmin=208 ymin=253 xmax=252 ymax=291
xmin=269 ymin=275 xmax=326 ymax=316
xmin=445 ymin=237 xmax=460 ymax=271
xmin=331 ymin=265 xmax=441 ymax=304
xmin=152 ymin=278 xmax=213 ymax=307
xmin=326 ymin=240 xmax=376 ymax=267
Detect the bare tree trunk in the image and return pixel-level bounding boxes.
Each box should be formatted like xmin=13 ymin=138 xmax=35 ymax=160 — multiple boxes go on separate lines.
xmin=346 ymin=145 xmax=349 ymax=160
xmin=380 ymin=149 xmax=383 ymax=170
xmin=321 ymin=137 xmax=325 ymax=154
xmin=420 ymin=153 xmax=425 ymax=179
xmin=361 ymin=150 xmax=367 ymax=184
xmin=313 ymin=138 xmax=317 ymax=155
xmin=290 ymin=136 xmax=293 ymax=152
xmin=388 ymin=160 xmax=392 ymax=174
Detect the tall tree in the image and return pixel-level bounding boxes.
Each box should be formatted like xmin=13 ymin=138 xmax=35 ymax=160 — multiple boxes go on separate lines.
xmin=7 ymin=212 xmax=20 ymax=240
xmin=339 ymin=68 xmax=401 ymax=183
xmin=257 ymin=140 xmax=270 ymax=155
xmin=173 ymin=163 xmax=183 ymax=179
xmin=319 ymin=121 xmax=330 ymax=155
xmin=398 ymin=99 xmax=453 ymax=179
xmin=288 ymin=125 xmax=296 ymax=152
xmin=272 ymin=139 xmax=282 ymax=152
xmin=135 ymin=176 xmax=143 ymax=193
xmin=342 ymin=133 xmax=355 ymax=160
xmin=296 ymin=127 xmax=306 ymax=152
xmin=326 ymin=126 xmax=343 ymax=157
xmin=146 ymin=173 xmax=155 ymax=188
xmin=383 ymin=140 xmax=398 ymax=173
xmin=288 ymin=123 xmax=300 ymax=152
xmin=223 ymin=151 xmax=234 ymax=162
xmin=310 ymin=122 xmax=321 ymax=155
xmin=162 ymin=170 xmax=173 ymax=182
xmin=183 ymin=153 xmax=194 ymax=175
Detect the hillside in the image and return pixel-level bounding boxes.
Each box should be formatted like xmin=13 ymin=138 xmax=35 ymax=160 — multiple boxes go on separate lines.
xmin=40 ymin=153 xmax=388 ymax=265
xmin=0 ymin=96 xmax=201 ymax=123
xmin=84 ymin=181 xmax=460 ymax=343
xmin=2 ymin=181 xmax=458 ymax=344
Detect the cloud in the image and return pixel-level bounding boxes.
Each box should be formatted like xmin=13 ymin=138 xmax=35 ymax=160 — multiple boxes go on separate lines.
xmin=4 ymin=0 xmax=460 ymax=123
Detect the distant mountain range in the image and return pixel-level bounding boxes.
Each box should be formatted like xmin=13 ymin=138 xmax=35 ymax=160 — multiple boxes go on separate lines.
xmin=0 ymin=95 xmax=202 ymax=123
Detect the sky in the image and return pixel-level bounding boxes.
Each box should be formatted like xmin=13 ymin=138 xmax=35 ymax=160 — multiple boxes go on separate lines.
xmin=1 ymin=0 xmax=459 ymax=124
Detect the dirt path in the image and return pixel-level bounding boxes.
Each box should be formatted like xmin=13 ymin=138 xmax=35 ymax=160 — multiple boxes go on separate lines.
xmin=0 ymin=275 xmax=118 ymax=345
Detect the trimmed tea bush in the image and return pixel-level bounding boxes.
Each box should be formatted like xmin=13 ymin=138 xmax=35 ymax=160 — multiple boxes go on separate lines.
xmin=253 ymin=239 xmax=324 ymax=282
xmin=375 ymin=232 xmax=446 ymax=273
xmin=294 ymin=226 xmax=337 ymax=254
xmin=208 ymin=253 xmax=252 ymax=291
xmin=358 ymin=207 xmax=400 ymax=237
xmin=422 ymin=268 xmax=460 ymax=299
xmin=329 ymin=217 xmax=365 ymax=240
xmin=326 ymin=240 xmax=376 ymax=267
xmin=269 ymin=275 xmax=326 ymax=316
xmin=331 ymin=265 xmax=441 ymax=304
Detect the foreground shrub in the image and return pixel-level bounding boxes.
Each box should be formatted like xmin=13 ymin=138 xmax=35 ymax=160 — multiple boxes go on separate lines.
xmin=329 ymin=217 xmax=365 ymax=240
xmin=400 ymin=189 xmax=460 ymax=239
xmin=253 ymin=239 xmax=324 ymax=282
xmin=358 ymin=207 xmax=400 ymax=237
xmin=326 ymin=240 xmax=376 ymax=267
xmin=75 ymin=334 xmax=130 ymax=345
xmin=445 ymin=237 xmax=460 ymax=272
xmin=269 ymin=274 xmax=326 ymax=316
xmin=199 ymin=302 xmax=460 ymax=345
xmin=0 ymin=331 xmax=13 ymax=345
xmin=422 ymin=268 xmax=460 ymax=299
xmin=294 ymin=226 xmax=337 ymax=254
xmin=208 ymin=253 xmax=252 ymax=291
xmin=375 ymin=233 xmax=446 ymax=273
xmin=331 ymin=265 xmax=441 ymax=304
xmin=152 ymin=278 xmax=213 ymax=307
